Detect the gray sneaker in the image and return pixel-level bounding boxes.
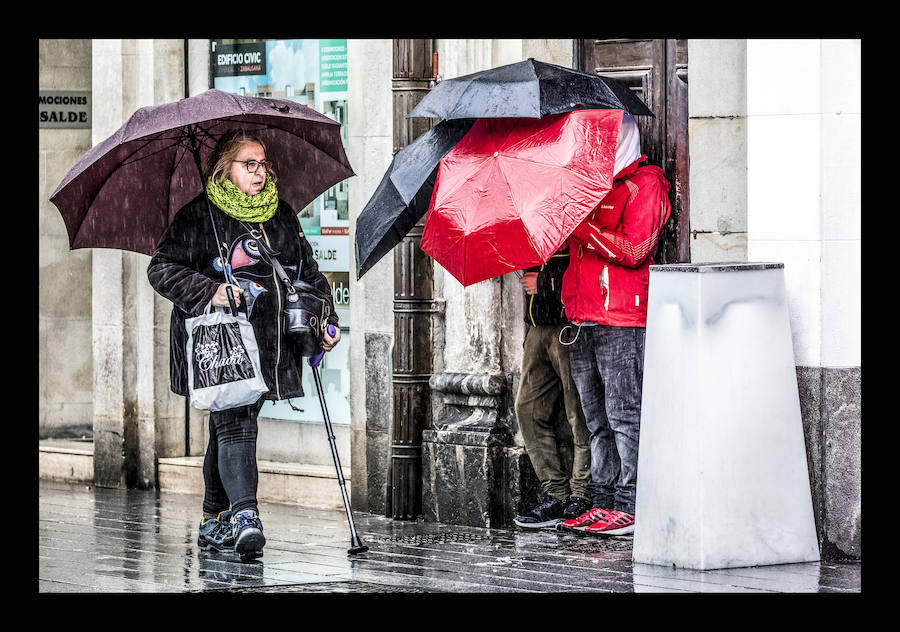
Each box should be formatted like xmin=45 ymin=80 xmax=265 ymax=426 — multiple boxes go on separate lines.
xmin=197 ymin=510 xmax=234 ymax=551
xmin=232 ymin=509 xmax=266 ymax=562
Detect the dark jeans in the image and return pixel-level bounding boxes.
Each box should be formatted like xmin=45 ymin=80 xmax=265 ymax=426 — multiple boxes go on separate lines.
xmin=515 ymin=325 xmax=592 ymax=501
xmin=202 ymin=397 xmax=266 ymax=516
xmin=568 ymin=325 xmax=645 ymax=514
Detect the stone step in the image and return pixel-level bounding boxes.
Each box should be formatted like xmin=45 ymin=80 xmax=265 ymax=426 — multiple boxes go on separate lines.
xmin=158 ymin=456 xmax=350 ymax=510
xmin=39 ymin=440 xmax=94 ymax=483
xmin=39 ymin=440 xmax=350 ymax=511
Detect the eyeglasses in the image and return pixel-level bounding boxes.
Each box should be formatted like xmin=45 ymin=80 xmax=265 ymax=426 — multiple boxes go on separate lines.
xmin=236 ymin=159 xmax=273 ymax=173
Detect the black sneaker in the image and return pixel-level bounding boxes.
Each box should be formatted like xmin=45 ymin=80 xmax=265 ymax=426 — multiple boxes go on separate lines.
xmin=513 ymin=496 xmax=565 ymax=529
xmin=197 ymin=510 xmax=234 ymax=551
xmin=231 ymin=509 xmax=266 ymax=562
xmin=561 ymin=496 xmax=592 ymax=520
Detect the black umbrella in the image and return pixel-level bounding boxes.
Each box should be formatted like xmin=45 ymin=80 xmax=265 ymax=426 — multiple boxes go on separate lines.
xmin=50 ymin=89 xmax=354 ymax=256
xmin=355 ymin=118 xmax=475 ymax=280
xmin=407 ymin=58 xmax=654 ymax=120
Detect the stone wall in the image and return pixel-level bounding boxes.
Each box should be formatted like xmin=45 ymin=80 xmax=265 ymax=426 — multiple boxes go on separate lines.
xmin=39 ymin=39 xmax=94 ymax=439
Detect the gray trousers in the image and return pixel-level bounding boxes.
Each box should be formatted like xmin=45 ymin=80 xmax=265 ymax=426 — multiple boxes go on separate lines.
xmin=568 ymin=325 xmax=645 ymax=514
xmin=515 ymin=324 xmax=593 ymax=501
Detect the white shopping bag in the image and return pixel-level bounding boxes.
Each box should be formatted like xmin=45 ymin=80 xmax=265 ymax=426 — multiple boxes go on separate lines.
xmin=184 ymin=304 xmax=269 ymax=411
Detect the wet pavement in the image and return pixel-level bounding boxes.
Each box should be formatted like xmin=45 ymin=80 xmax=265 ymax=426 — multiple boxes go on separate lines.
xmin=38 ymin=479 xmax=860 ymax=593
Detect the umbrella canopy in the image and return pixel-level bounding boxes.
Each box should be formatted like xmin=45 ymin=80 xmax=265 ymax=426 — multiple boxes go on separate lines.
xmin=420 ymin=109 xmax=624 ymax=286
xmin=355 ymin=118 xmax=475 ymax=280
xmin=50 ymin=89 xmax=354 ymax=256
xmin=408 ymin=58 xmax=654 ymax=121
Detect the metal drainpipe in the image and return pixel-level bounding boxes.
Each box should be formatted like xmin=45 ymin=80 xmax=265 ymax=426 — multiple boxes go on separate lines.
xmin=387 ymin=39 xmax=437 ymax=519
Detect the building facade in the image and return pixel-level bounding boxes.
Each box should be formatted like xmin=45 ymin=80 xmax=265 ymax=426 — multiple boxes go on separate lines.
xmin=38 ymin=38 xmax=861 ymax=560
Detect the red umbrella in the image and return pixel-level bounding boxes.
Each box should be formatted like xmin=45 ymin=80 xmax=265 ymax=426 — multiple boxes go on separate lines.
xmin=420 ymin=109 xmax=623 ymax=286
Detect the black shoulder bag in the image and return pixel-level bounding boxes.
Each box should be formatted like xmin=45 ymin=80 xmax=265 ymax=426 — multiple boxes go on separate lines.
xmin=237 ymin=220 xmax=334 ymax=357
xmin=270 ymin=255 xmax=333 ymax=357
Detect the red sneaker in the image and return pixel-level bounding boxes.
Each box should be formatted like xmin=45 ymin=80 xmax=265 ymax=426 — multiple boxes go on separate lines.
xmin=584 ymin=509 xmax=635 ymax=536
xmin=559 ymin=507 xmax=611 ymax=532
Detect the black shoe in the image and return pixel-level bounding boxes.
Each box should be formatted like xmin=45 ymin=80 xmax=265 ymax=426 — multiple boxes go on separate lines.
xmin=231 ymin=509 xmax=266 ymax=562
xmin=513 ymin=496 xmax=565 ymax=529
xmin=197 ymin=510 xmax=234 ymax=551
xmin=561 ymin=496 xmax=592 ymax=521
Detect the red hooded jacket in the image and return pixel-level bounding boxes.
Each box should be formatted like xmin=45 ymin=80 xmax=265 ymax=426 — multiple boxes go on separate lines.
xmin=561 ymin=157 xmax=671 ymax=327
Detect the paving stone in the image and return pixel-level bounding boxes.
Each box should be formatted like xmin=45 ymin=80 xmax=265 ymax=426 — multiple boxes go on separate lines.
xmin=38 ymin=480 xmax=860 ymax=594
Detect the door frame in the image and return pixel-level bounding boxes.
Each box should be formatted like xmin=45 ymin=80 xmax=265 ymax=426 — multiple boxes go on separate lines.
xmin=574 ymin=38 xmax=690 ymax=263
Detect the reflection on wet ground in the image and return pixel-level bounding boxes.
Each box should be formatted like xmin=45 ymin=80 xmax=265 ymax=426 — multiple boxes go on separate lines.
xmin=38 ymin=480 xmax=860 ymax=593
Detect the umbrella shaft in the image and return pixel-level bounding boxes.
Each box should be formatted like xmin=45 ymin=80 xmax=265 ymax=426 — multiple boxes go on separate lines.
xmin=184 ymin=124 xmax=206 ymax=181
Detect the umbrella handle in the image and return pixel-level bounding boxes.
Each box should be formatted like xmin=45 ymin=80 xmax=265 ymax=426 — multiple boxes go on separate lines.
xmin=225 ymin=285 xmax=239 ymax=316
xmin=309 ymin=324 xmax=337 ymax=368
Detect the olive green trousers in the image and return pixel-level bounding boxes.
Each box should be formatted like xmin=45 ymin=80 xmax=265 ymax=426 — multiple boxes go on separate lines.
xmin=515 ymin=324 xmax=592 ymax=501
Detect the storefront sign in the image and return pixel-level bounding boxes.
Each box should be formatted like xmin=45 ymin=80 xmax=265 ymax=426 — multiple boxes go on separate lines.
xmin=212 ymin=41 xmax=267 ymax=77
xmin=39 ymin=91 xmax=90 ymax=129
xmin=325 ymin=271 xmax=350 ymax=309
xmin=308 ymin=234 xmax=349 ymax=272
xmin=319 ymin=39 xmax=347 ymax=93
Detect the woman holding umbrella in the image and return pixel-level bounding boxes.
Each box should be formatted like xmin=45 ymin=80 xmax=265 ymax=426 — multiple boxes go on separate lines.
xmin=147 ymin=129 xmax=340 ymax=562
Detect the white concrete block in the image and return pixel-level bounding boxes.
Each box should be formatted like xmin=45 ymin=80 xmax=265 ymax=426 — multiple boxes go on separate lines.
xmin=821 ymin=113 xmax=861 ymax=242
xmin=747 ymin=239 xmax=821 ymax=367
xmin=821 ymin=240 xmax=861 ymax=367
xmin=634 ymin=263 xmax=819 ymax=569
xmin=747 ymin=40 xmax=821 ymax=116
xmin=747 ymin=114 xmax=820 ymax=241
xmin=821 ymin=40 xmax=861 ymax=115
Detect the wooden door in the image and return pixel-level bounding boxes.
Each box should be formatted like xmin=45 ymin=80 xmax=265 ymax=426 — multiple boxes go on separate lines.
xmin=575 ymin=39 xmax=690 ymax=263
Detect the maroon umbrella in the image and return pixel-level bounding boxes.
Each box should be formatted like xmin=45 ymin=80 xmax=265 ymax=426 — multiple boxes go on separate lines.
xmin=50 ymin=89 xmax=354 ymax=256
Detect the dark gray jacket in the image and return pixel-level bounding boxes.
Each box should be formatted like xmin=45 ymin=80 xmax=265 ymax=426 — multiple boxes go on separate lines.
xmin=147 ymin=192 xmax=337 ymax=400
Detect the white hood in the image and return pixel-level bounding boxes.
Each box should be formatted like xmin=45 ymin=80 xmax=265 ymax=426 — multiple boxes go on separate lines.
xmin=613 ymin=113 xmax=641 ymax=178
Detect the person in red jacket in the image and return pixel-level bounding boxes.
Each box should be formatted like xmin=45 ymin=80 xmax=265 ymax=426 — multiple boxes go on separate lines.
xmin=558 ymin=114 xmax=671 ymax=536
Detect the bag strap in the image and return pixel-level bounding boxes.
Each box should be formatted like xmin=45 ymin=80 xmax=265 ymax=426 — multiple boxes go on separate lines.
xmin=205 ymin=195 xmax=242 ymax=316
xmin=270 ymin=256 xmax=298 ymax=299
xmin=237 ymin=219 xmax=300 ymax=289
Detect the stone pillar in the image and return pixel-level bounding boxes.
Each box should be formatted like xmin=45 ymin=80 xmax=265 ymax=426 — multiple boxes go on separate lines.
xmin=91 ymin=39 xmax=188 ymax=488
xmin=92 ymin=38 xmax=132 ymax=488
xmin=184 ymin=39 xmax=212 ymax=457
xmin=348 ymin=39 xmax=394 ymax=513
xmin=687 ymin=39 xmax=748 ymax=263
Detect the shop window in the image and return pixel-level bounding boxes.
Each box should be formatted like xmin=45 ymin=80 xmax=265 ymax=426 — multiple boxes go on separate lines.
xmin=212 ymin=39 xmax=351 ymax=425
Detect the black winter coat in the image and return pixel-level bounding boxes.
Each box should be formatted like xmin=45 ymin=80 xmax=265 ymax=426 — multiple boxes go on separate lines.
xmin=523 ymin=248 xmax=569 ymax=327
xmin=147 ymin=192 xmax=338 ymax=401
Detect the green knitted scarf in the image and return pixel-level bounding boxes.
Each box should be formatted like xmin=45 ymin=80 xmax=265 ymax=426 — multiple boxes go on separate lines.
xmin=206 ymin=176 xmax=279 ymax=223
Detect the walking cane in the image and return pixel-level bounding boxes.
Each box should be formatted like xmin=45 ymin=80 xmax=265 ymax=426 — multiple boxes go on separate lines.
xmin=310 ymin=325 xmax=369 ymax=555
